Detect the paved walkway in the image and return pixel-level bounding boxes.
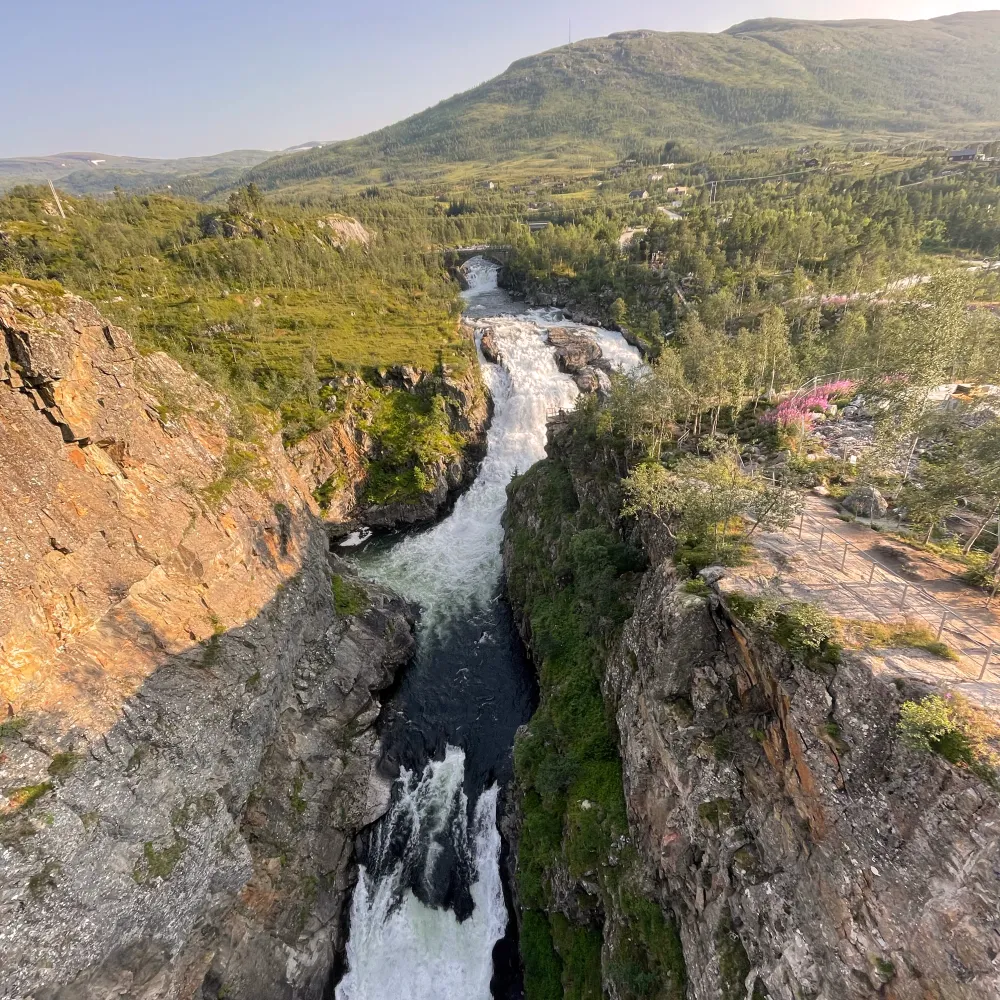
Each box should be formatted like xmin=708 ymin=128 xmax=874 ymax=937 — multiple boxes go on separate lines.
xmin=733 ymin=496 xmax=1000 ymax=710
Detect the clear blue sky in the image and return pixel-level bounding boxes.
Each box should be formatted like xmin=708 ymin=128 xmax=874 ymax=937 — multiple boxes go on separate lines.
xmin=6 ymin=0 xmax=996 ymax=158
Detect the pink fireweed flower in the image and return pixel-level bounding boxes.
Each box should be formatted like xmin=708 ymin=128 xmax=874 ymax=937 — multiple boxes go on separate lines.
xmin=760 ymin=381 xmax=856 ymax=427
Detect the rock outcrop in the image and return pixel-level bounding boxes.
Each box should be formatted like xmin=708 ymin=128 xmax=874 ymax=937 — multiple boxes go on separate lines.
xmin=0 ymin=282 xmax=415 ymax=999
xmin=503 ymin=416 xmax=1000 ymax=1000
xmin=479 ymin=326 xmax=502 ymax=365
xmin=545 ymin=327 xmax=602 ymax=373
xmin=288 ymin=350 xmax=490 ymax=536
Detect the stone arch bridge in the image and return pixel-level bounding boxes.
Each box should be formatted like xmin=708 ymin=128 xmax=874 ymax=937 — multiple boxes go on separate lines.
xmin=449 ymin=245 xmax=512 ymax=267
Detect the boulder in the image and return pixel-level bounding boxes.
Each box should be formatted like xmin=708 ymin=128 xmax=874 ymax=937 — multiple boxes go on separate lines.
xmin=480 ymin=326 xmax=502 ymax=364
xmin=546 ymin=328 xmax=602 ymax=373
xmin=842 ymin=483 xmax=888 ymax=518
xmin=573 ymin=366 xmax=611 ymax=395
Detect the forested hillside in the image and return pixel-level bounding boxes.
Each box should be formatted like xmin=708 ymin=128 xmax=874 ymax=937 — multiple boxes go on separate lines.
xmin=245 ymin=11 xmax=1000 ymax=193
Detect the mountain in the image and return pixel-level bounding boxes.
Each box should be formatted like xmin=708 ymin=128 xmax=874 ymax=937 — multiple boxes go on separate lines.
xmin=0 ymin=148 xmax=283 ymax=196
xmin=245 ymin=11 xmax=1000 ymax=192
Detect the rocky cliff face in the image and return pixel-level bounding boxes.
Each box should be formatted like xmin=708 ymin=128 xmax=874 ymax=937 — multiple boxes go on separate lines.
xmin=0 ymin=281 xmax=414 ymax=999
xmin=288 ymin=329 xmax=490 ymax=536
xmin=503 ymin=418 xmax=1000 ymax=1000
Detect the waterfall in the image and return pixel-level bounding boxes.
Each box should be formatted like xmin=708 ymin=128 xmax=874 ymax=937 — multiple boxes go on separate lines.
xmin=336 ymin=749 xmax=506 ymax=1000
xmin=335 ymin=259 xmax=641 ymax=999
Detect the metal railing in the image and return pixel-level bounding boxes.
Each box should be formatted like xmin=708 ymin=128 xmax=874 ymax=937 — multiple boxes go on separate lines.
xmin=769 ymin=508 xmax=998 ymax=682
xmin=787 ymin=369 xmax=866 ymax=402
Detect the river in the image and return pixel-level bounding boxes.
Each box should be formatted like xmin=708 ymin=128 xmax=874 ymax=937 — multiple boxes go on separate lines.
xmin=333 ymin=259 xmax=641 ymax=1000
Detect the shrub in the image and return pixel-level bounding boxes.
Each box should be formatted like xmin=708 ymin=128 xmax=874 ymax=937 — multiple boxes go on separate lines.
xmin=898 ymin=693 xmax=1000 ymax=781
xmin=726 ymin=593 xmax=840 ymax=666
xmin=760 ymin=381 xmax=856 ymax=428
xmin=608 ymin=892 xmax=686 ymax=1000
xmin=521 ymin=910 xmax=563 ymax=1000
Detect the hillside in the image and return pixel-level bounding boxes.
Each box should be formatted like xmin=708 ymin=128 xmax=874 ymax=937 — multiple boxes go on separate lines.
xmin=0 ymin=148 xmax=279 ymax=196
xmin=245 ymin=11 xmax=1000 ymax=192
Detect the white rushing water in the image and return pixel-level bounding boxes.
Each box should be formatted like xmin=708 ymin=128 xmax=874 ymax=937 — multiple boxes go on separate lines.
xmin=336 ymin=748 xmax=506 ymax=1000
xmin=358 ymin=257 xmax=641 ymax=632
xmin=336 ymin=260 xmax=642 ymax=1000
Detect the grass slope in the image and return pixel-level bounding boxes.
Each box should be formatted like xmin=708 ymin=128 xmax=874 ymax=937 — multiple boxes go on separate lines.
xmin=246 ymin=11 xmax=1000 ymax=194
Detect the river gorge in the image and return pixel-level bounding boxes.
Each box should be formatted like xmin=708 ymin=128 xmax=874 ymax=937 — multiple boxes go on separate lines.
xmin=333 ymin=258 xmax=642 ymax=999
xmin=4 ymin=262 xmax=998 ymax=1000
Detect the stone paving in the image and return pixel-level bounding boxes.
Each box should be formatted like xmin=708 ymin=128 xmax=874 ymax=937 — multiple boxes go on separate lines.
xmin=726 ymin=495 xmax=1000 ymax=710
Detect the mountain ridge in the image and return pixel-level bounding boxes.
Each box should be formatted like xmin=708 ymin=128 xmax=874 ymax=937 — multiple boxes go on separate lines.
xmin=242 ymin=10 xmax=1000 ymax=193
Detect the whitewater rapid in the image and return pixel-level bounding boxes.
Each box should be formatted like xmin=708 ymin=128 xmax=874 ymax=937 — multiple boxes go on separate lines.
xmin=335 ymin=259 xmax=641 ymax=1000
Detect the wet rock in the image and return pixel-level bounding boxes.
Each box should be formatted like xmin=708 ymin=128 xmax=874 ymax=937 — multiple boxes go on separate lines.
xmin=546 ymin=328 xmax=602 ymax=373
xmin=480 ymin=326 xmax=502 ymax=364
xmin=573 ymin=365 xmax=611 ymax=395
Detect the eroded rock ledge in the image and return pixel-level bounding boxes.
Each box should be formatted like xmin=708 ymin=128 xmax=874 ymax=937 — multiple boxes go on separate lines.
xmin=288 ymin=333 xmax=491 ymax=536
xmin=0 ymin=282 xmax=414 ymax=999
xmin=503 ymin=416 xmax=1000 ymax=1000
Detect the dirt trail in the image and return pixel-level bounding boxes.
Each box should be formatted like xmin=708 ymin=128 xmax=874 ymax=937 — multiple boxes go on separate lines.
xmin=733 ymin=495 xmax=1000 ymax=709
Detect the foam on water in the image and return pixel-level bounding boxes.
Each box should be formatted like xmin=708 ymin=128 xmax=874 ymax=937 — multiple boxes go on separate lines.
xmin=336 ymin=748 xmax=505 ymax=1000
xmin=335 ymin=260 xmax=642 ymax=999
xmin=358 ymin=258 xmax=641 ymax=633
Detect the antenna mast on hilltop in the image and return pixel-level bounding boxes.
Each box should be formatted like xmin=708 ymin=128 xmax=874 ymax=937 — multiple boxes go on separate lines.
xmin=569 ymin=19 xmax=572 ymax=44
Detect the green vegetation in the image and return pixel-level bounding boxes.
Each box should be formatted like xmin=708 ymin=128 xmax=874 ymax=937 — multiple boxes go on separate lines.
xmin=0 ymin=184 xmax=500 ymax=513
xmin=506 ymin=456 xmax=684 ymax=1000
xmin=898 ymin=693 xmax=1000 ymax=782
xmin=289 ymin=771 xmax=308 ymax=816
xmin=4 ymin=782 xmax=53 ymax=812
xmin=133 ymin=835 xmax=187 ymax=884
xmin=331 ymin=574 xmax=369 ymax=617
xmin=725 ymin=593 xmax=841 ymax=668
xmin=0 ymin=717 xmax=28 ymax=741
xmin=621 ymin=446 xmax=800 ymax=572
xmin=837 ymin=619 xmax=958 ymax=660
xmin=360 ymin=387 xmax=466 ymax=505
xmin=607 ymin=892 xmax=686 ymax=1000
xmin=715 ymin=911 xmax=760 ymax=1000
xmin=245 ymin=13 xmax=1000 ymax=194
xmin=47 ymin=752 xmax=80 ymax=781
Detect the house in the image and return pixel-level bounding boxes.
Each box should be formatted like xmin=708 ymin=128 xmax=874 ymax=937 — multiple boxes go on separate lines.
xmin=802 ymin=158 xmax=820 ymax=168
xmin=629 ymin=189 xmax=649 ymax=200
xmin=665 ymin=186 xmax=689 ymax=196
xmin=480 ymin=180 xmax=498 ymax=190
xmin=528 ymin=221 xmax=551 ymax=232
xmin=948 ymin=147 xmax=983 ymax=162
xmin=649 ymin=173 xmax=664 ymax=182
xmin=656 ymin=207 xmax=682 ymax=221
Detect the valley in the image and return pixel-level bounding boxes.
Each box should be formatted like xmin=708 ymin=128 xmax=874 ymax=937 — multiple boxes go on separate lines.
xmin=3 ymin=9 xmax=1000 ymax=1000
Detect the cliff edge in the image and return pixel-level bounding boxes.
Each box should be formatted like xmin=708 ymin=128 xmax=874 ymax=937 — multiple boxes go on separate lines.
xmin=503 ymin=415 xmax=1000 ymax=1000
xmin=0 ymin=280 xmax=414 ymax=998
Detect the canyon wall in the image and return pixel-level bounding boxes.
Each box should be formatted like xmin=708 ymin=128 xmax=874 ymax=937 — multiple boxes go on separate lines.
xmin=503 ymin=416 xmax=1000 ymax=1000
xmin=0 ymin=281 xmax=414 ymax=999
